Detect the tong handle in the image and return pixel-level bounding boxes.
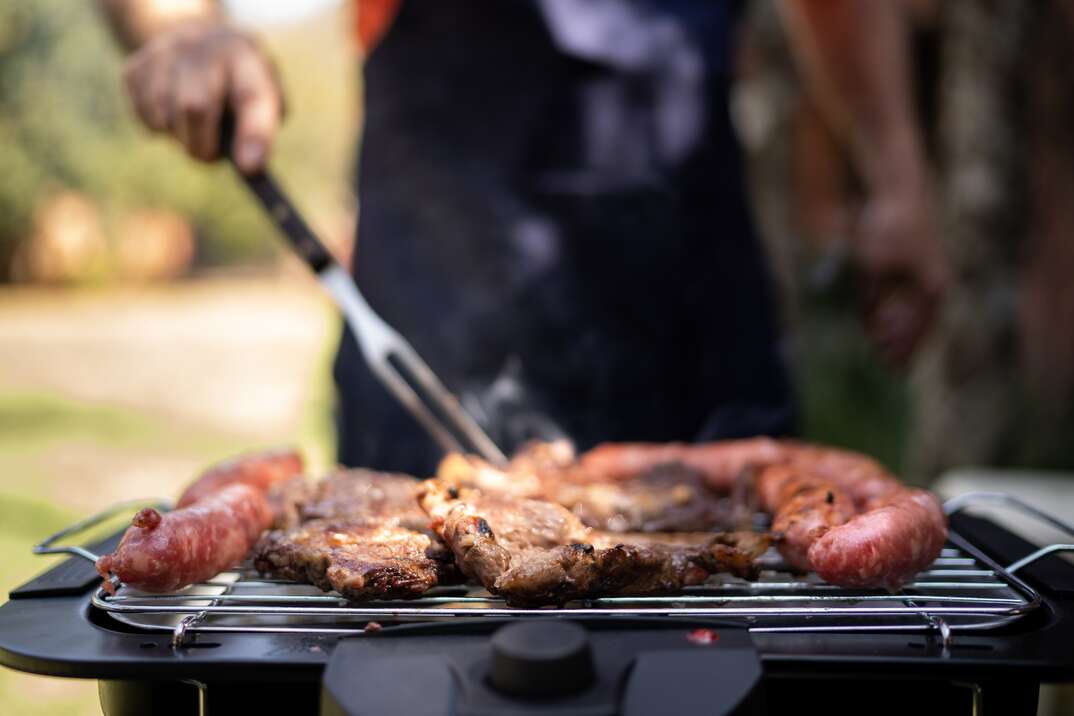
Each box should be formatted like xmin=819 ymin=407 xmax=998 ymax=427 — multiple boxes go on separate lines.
xmin=241 ymin=172 xmax=335 ymax=273
xmin=221 ymin=117 xmax=506 ymax=464
xmin=220 ymin=111 xmax=333 ymax=274
xmin=320 ymin=264 xmax=507 ymax=464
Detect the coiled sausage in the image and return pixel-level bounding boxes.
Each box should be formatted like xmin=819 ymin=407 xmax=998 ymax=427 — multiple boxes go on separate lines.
xmin=579 ymin=439 xmax=947 ymax=589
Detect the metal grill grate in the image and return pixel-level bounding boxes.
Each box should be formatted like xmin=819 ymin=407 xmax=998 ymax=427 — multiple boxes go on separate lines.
xmin=36 ymin=492 xmax=1074 ymax=647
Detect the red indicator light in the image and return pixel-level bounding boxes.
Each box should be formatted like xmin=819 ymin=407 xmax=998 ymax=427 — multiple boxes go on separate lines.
xmin=687 ymin=628 xmax=719 ymax=645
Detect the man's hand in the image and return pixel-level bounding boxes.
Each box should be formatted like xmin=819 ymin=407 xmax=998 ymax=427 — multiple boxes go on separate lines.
xmin=780 ymin=0 xmax=952 ymax=366
xmin=122 ymin=22 xmax=283 ymax=173
xmin=855 ymin=178 xmax=949 ymax=366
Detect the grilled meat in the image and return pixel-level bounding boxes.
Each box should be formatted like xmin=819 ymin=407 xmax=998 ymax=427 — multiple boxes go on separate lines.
xmin=253 ymin=519 xmax=458 ymax=600
xmin=176 ymin=449 xmax=304 ymax=509
xmin=580 ymin=440 xmax=949 ymax=589
xmin=268 ymin=469 xmax=428 ymax=530
xmin=437 ymin=443 xmax=741 ymax=533
xmin=542 ymin=462 xmax=739 ymax=532
xmin=419 ymin=479 xmax=770 ymax=607
xmin=267 ymin=474 xmax=311 ymax=529
xmin=255 ymin=469 xmax=458 ymax=600
xmin=99 ymin=483 xmax=272 ymax=594
xmin=257 ymin=456 xmax=766 ymax=604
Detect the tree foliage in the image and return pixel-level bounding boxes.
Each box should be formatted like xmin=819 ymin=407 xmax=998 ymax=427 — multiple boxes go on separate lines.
xmin=0 ymin=0 xmax=357 ymax=276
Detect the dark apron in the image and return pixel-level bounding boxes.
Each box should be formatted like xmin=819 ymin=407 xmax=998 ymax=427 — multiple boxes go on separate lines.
xmin=334 ymin=0 xmax=795 ymax=474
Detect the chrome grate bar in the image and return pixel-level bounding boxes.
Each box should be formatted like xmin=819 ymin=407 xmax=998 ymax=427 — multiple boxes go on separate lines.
xmin=35 ymin=491 xmax=1065 ymax=646
xmin=88 ymin=535 xmax=1040 ymax=640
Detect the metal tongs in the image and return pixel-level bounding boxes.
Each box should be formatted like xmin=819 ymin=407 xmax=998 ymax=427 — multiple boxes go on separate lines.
xmin=229 ymin=161 xmax=507 ymax=465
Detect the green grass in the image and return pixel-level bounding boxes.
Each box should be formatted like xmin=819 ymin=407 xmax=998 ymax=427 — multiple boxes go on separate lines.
xmin=0 ymin=390 xmax=243 ymax=457
xmin=0 ymin=328 xmax=339 ymax=716
xmin=0 ymin=392 xmax=161 ymax=449
xmin=293 ymin=318 xmax=341 ymax=475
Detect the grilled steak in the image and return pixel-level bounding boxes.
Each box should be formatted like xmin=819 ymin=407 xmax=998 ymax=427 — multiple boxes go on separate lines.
xmin=255 ymin=469 xmax=458 ymax=600
xmin=542 ymin=462 xmax=739 ymax=532
xmin=419 ymin=479 xmax=770 ymax=607
xmin=268 ymin=469 xmax=428 ymax=530
xmin=437 ymin=444 xmax=742 ymax=533
xmin=253 ymin=519 xmax=458 ymax=600
xmin=257 ymin=457 xmax=765 ymax=604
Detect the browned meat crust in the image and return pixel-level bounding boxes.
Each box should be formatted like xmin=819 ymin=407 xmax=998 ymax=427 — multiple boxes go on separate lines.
xmin=255 ymin=469 xmax=458 ymax=600
xmin=268 ymin=469 xmax=428 ymax=530
xmin=266 ymin=474 xmax=312 ymax=529
xmin=543 ymin=462 xmax=738 ymax=532
xmin=253 ymin=519 xmax=458 ymax=600
xmin=419 ymin=479 xmax=770 ymax=607
xmin=437 ymin=443 xmax=740 ymax=533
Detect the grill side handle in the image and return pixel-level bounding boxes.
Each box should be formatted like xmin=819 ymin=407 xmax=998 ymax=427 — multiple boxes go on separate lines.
xmin=32 ymin=498 xmax=171 ymax=564
xmin=10 ymin=499 xmax=170 ymax=600
xmin=945 ymin=492 xmax=1074 ymax=579
xmin=951 ymin=514 xmax=1074 ymax=597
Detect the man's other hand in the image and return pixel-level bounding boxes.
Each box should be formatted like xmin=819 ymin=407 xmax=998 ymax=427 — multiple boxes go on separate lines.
xmin=856 ymin=181 xmax=950 ymax=367
xmin=123 ymin=22 xmax=283 ymax=173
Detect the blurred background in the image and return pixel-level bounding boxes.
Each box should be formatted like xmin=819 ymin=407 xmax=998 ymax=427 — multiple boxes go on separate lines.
xmin=1 ymin=1 xmax=352 ymax=712
xmin=1 ymin=0 xmax=1073 ymax=713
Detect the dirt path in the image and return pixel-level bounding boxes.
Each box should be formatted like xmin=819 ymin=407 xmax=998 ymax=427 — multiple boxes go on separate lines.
xmin=0 ymin=274 xmax=335 ymax=437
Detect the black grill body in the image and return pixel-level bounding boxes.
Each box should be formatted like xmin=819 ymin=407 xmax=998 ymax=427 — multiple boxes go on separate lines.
xmin=1 ymin=513 xmax=1071 ymax=716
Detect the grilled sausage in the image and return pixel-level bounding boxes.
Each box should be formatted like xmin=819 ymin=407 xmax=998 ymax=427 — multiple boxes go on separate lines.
xmin=96 ymin=483 xmax=272 ymax=593
xmin=779 ymin=442 xmax=901 ymax=508
xmin=579 ymin=440 xmax=947 ymax=589
xmin=755 ymin=464 xmax=856 ymax=572
xmin=808 ymin=489 xmax=947 ymax=590
xmin=176 ymin=449 xmax=304 ymax=508
xmin=754 ymin=451 xmax=945 ymax=586
xmin=580 ymin=438 xmax=784 ymax=491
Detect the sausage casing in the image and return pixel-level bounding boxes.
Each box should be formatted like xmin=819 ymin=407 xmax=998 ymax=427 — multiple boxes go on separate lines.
xmin=176 ymin=449 xmax=304 ymax=508
xmin=580 ymin=440 xmax=947 ymax=589
xmin=97 ymin=483 xmax=272 ymax=592
xmin=808 ymin=489 xmax=948 ymax=590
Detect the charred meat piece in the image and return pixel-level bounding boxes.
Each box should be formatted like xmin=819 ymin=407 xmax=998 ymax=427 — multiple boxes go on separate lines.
xmin=253 ymin=519 xmax=458 ymax=601
xmin=256 ymin=469 xmax=458 ymax=600
xmin=542 ymin=462 xmax=738 ymax=532
xmin=438 ymin=445 xmax=741 ymax=533
xmin=266 ymin=474 xmax=312 ymax=529
xmin=419 ymin=480 xmax=770 ymax=607
xmin=268 ymin=469 xmax=428 ymax=530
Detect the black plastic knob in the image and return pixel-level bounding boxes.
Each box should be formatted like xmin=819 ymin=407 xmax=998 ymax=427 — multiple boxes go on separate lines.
xmin=488 ymin=621 xmax=596 ymax=699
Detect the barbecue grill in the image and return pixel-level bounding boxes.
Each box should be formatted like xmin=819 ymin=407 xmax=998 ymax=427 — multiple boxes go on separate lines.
xmin=2 ymin=491 xmax=1072 ymax=715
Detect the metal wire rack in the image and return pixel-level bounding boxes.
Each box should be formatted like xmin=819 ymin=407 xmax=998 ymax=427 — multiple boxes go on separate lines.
xmin=34 ymin=492 xmax=1074 ymax=648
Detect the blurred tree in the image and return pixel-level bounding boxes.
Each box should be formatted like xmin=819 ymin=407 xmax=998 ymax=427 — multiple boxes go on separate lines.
xmin=0 ymin=0 xmax=357 ymax=280
xmin=738 ymin=0 xmax=1074 ymax=479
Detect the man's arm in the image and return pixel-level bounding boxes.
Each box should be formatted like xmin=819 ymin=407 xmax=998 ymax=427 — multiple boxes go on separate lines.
xmin=96 ymin=0 xmax=283 ymax=173
xmin=97 ymin=0 xmax=219 ymax=51
xmin=779 ymin=0 xmax=949 ymax=365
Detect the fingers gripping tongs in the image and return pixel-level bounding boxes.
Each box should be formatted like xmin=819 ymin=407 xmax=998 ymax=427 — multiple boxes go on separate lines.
xmin=229 ymin=164 xmax=507 ymax=465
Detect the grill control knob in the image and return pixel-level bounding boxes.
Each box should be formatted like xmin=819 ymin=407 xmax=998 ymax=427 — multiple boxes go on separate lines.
xmin=488 ymin=621 xmax=596 ymax=699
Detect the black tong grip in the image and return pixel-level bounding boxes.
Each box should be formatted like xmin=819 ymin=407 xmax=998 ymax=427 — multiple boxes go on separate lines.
xmin=220 ymin=112 xmax=334 ymax=273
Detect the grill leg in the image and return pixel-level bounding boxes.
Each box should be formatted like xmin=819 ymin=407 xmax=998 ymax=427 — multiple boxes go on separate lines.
xmin=200 ymin=682 xmax=320 ymax=713
xmin=98 ymin=680 xmax=199 ymax=716
xmin=980 ymin=679 xmax=1040 ymax=715
xmin=99 ymin=679 xmax=322 ymax=715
